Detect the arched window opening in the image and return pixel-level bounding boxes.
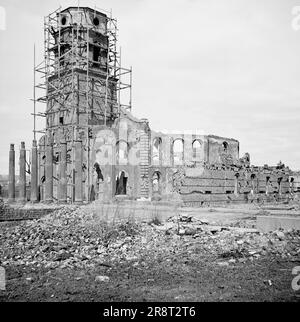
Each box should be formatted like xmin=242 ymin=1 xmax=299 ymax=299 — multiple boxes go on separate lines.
xmin=173 ymin=139 xmax=184 ymax=166
xmin=93 ymin=17 xmax=100 ymax=26
xmin=266 ymin=176 xmax=270 ymax=195
xmin=90 ymin=163 xmax=104 ymax=201
xmin=192 ymin=140 xmax=202 ymax=159
xmin=152 ymin=137 xmax=162 ymax=165
xmin=223 ymin=141 xmax=228 ymax=153
xmin=116 ymin=141 xmax=128 ymax=165
xmin=250 ymin=174 xmax=256 ymax=194
xmin=61 ymin=16 xmax=67 ymax=26
xmin=245 ymin=153 xmax=250 ymax=163
xmin=152 ymin=171 xmax=161 ymax=193
xmin=93 ymin=162 xmax=104 ymax=181
xmin=277 ymin=177 xmax=283 ymax=195
xmin=115 ymin=171 xmax=128 ymax=195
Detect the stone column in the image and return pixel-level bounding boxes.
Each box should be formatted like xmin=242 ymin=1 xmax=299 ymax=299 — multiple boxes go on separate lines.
xmin=105 ymin=142 xmax=116 ymax=202
xmin=139 ymin=120 xmax=150 ymax=198
xmin=19 ymin=142 xmax=26 ymax=203
xmin=184 ymin=135 xmax=193 ymax=164
xmin=206 ymin=138 xmax=210 ymax=163
xmin=74 ymin=140 xmax=83 ymax=203
xmin=8 ymin=144 xmax=15 ymax=203
xmin=45 ymin=138 xmax=53 ymax=203
xmin=30 ymin=140 xmax=38 ymax=202
xmin=58 ymin=138 xmax=67 ymax=203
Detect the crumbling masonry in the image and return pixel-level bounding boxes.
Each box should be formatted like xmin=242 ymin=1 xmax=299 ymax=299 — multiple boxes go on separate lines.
xmin=7 ymin=6 xmax=300 ymax=206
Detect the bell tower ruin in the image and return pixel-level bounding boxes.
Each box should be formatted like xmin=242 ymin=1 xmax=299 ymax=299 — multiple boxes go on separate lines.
xmin=43 ymin=7 xmax=121 ymax=140
xmin=32 ymin=6 xmax=132 ymax=203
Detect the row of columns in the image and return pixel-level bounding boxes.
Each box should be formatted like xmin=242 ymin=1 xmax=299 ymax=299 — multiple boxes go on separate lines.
xmin=8 ymin=139 xmax=83 ymax=204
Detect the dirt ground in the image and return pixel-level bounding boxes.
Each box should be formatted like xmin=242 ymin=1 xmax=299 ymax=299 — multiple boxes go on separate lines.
xmin=0 ymin=203 xmax=300 ymax=302
xmin=1 ymin=253 xmax=299 ymax=302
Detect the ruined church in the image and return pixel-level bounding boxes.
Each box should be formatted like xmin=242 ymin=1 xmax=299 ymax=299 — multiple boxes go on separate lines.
xmin=7 ymin=6 xmax=300 ymax=206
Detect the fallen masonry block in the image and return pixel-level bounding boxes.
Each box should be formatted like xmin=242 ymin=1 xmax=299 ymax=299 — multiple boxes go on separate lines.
xmin=95 ymin=275 xmax=110 ymax=283
xmin=257 ymin=215 xmax=300 ymax=233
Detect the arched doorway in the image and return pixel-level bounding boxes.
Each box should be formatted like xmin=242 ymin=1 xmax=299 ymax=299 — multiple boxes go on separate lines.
xmin=90 ymin=162 xmax=104 ymax=201
xmin=152 ymin=171 xmax=161 ymax=194
xmin=223 ymin=141 xmax=228 ymax=153
xmin=234 ymin=173 xmax=240 ymax=195
xmin=115 ymin=170 xmax=128 ymax=195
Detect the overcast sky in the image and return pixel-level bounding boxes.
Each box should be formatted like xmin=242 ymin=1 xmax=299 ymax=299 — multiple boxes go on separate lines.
xmin=0 ymin=0 xmax=300 ymax=173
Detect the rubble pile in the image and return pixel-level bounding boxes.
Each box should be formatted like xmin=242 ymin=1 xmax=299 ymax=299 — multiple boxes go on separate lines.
xmin=158 ymin=214 xmax=300 ymax=264
xmin=0 ymin=198 xmax=10 ymax=214
xmin=0 ymin=205 xmax=140 ymax=269
xmin=0 ymin=207 xmax=299 ymax=271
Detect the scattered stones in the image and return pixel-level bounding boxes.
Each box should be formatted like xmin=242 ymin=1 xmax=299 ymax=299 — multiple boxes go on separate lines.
xmin=179 ymin=214 xmax=193 ymax=223
xmin=263 ymin=279 xmax=273 ymax=286
xmin=209 ymin=227 xmax=222 ymax=234
xmin=53 ymin=252 xmax=73 ymax=262
xmin=125 ymin=256 xmax=138 ymax=262
xmin=178 ymin=229 xmax=186 ymax=235
xmin=199 ymin=219 xmax=209 ymax=225
xmin=0 ymin=204 xmax=299 ymax=274
xmin=275 ymin=231 xmax=285 ymax=240
xmin=95 ymin=275 xmax=110 ymax=283
xmin=182 ymin=227 xmax=197 ymax=236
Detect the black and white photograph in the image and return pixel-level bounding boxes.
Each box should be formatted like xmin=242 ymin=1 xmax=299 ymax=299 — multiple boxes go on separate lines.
xmin=0 ymin=0 xmax=300 ymax=309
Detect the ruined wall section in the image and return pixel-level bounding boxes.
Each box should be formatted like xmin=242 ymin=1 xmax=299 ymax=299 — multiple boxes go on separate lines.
xmin=149 ymin=132 xmax=238 ymax=166
xmin=290 ymin=172 xmax=300 ymax=194
xmin=207 ymin=135 xmax=239 ymax=165
xmin=91 ymin=111 xmax=150 ymax=200
xmin=146 ymin=130 xmax=295 ymax=205
xmin=180 ymin=164 xmax=292 ymax=206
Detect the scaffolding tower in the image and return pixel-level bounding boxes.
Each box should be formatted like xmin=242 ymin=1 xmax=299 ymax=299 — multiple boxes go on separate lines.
xmin=33 ymin=6 xmax=132 ymax=142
